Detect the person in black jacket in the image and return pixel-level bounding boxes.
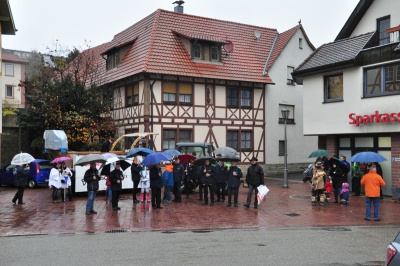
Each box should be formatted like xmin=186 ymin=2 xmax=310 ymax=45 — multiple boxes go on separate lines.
xmin=214 ymin=159 xmax=228 ymax=202
xmin=150 ymin=164 xmax=163 ymax=209
xmin=84 ymin=163 xmax=101 ymax=215
xmin=173 ymin=158 xmax=184 ymax=202
xmin=226 ymin=161 xmax=243 ymax=207
xmin=12 ymin=164 xmax=30 ymax=205
xmin=183 ymin=161 xmax=197 ymax=199
xmin=131 ymin=157 xmax=142 ymax=203
xmin=110 ymin=162 xmax=124 ymax=210
xmin=199 ymin=159 xmax=216 ymax=206
xmin=244 ymin=157 xmax=264 ymax=209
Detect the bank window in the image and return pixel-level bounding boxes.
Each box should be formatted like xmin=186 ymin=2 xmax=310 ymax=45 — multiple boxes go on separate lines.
xmin=324 ymin=74 xmax=343 ymax=102
xmin=365 ymin=63 xmax=400 ymax=97
xmin=5 ymin=64 xmax=14 ymax=76
xmin=126 ymin=83 xmax=139 ymax=107
xmin=378 ymin=16 xmax=390 ymax=45
xmin=5 ymin=85 xmax=13 ymax=98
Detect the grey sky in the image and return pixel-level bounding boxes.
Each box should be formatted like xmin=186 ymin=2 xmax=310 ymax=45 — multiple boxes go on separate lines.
xmin=3 ymin=0 xmax=359 ymax=54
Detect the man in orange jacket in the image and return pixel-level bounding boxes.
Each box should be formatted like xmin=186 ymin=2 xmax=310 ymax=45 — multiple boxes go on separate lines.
xmin=360 ymin=165 xmax=386 ymax=221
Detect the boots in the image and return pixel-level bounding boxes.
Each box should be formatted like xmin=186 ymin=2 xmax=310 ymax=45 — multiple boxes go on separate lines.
xmin=334 ymin=195 xmax=338 ymax=203
xmin=146 ymin=194 xmax=151 ymax=203
xmin=140 ymin=193 xmax=144 ymax=202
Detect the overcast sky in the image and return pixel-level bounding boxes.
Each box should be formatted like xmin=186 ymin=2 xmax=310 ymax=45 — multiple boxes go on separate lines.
xmin=3 ymin=0 xmax=359 ymax=54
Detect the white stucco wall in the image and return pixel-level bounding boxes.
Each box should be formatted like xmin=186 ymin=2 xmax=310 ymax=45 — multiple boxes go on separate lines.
xmin=351 ymin=0 xmax=400 ymax=37
xmin=265 ymin=29 xmax=317 ymax=164
xmin=1 ymin=61 xmax=23 ymax=106
xmin=303 ymin=65 xmax=400 ymax=135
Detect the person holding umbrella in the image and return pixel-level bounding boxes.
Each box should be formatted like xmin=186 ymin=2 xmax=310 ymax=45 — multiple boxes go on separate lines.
xmin=150 ymin=164 xmax=163 ymax=209
xmin=172 ymin=158 xmax=184 ymax=203
xmin=361 ymin=164 xmax=386 ymax=221
xmin=214 ymin=157 xmax=228 ymax=203
xmin=109 ymin=162 xmax=124 ymax=210
xmin=49 ymin=162 xmax=62 ymax=203
xmin=12 ymin=163 xmax=30 ymax=205
xmin=60 ymin=162 xmax=73 ymax=202
xmin=84 ymin=162 xmax=101 ymax=215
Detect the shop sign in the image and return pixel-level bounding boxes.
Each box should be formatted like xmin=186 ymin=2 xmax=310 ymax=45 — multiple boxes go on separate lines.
xmin=392 ymin=158 xmax=400 ymax=162
xmin=349 ymin=111 xmax=400 ymax=127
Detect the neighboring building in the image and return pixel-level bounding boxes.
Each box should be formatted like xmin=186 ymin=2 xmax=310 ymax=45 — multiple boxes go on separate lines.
xmin=0 ymin=0 xmax=16 ymax=166
xmin=91 ymin=6 xmax=317 ymax=172
xmin=293 ymin=0 xmax=400 ymax=196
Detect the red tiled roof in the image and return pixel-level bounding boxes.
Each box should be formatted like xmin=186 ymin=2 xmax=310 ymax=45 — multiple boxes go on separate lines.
xmin=95 ymin=9 xmax=301 ymax=84
xmin=2 ymin=53 xmax=28 ymax=64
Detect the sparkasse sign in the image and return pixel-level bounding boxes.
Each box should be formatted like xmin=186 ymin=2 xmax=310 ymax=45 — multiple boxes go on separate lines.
xmin=349 ymin=111 xmax=400 ymax=127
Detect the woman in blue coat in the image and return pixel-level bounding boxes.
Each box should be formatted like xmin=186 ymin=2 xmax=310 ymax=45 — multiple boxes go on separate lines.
xmin=226 ymin=161 xmax=243 ymax=207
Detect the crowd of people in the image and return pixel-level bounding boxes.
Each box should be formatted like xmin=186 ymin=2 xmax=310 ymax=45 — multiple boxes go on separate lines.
xmin=310 ymin=154 xmax=386 ymax=221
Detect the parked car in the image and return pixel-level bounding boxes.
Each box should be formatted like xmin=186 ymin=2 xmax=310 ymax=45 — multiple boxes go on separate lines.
xmin=0 ymin=159 xmax=53 ymax=188
xmin=386 ymin=232 xmax=400 ymax=265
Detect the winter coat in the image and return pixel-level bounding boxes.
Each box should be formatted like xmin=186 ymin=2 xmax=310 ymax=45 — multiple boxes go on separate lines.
xmin=227 ymin=166 xmax=243 ymax=188
xmin=361 ymin=170 xmax=386 ymax=197
xmin=185 ymin=164 xmax=197 ymax=182
xmin=150 ymin=166 xmax=163 ymax=189
xmin=246 ymin=163 xmax=264 ymax=186
xmin=173 ymin=163 xmax=184 ymax=183
xmin=162 ymin=165 xmax=174 ymax=187
xmin=49 ymin=167 xmax=63 ymax=189
xmin=330 ymin=166 xmax=346 ymax=189
xmin=139 ymin=170 xmax=150 ymax=189
xmin=84 ymin=168 xmax=100 ymax=191
xmin=14 ymin=165 xmax=29 ymax=188
xmin=312 ymin=169 xmax=326 ymax=191
xmin=199 ymin=164 xmax=215 ymax=185
xmin=61 ymin=166 xmax=73 ymax=188
xmin=131 ymin=163 xmax=142 ymax=182
xmin=214 ymin=163 xmax=228 ymax=184
xmin=109 ymin=169 xmax=124 ymax=191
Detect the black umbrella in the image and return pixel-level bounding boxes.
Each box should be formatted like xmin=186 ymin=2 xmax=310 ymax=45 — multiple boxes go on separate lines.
xmin=194 ymin=156 xmax=216 ymax=166
xmin=328 ymin=157 xmax=349 ymax=174
xmin=99 ymin=158 xmax=131 ymax=176
xmin=75 ymin=154 xmax=106 ymax=166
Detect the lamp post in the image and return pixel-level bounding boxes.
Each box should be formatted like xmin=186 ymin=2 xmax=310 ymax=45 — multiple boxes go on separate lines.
xmin=281 ymin=108 xmax=290 ymax=188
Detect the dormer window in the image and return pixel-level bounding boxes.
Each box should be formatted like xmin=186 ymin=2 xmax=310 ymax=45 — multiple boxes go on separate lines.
xmin=106 ymin=51 xmax=119 ymax=70
xmin=193 ymin=43 xmax=202 ymax=59
xmin=210 ymin=46 xmax=219 ymax=61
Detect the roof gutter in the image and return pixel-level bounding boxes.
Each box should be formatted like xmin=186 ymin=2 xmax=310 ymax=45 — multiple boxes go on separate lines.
xmin=262 ymin=33 xmax=279 ymax=76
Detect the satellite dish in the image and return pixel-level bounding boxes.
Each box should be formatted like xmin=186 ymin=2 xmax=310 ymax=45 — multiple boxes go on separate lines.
xmin=223 ymin=40 xmax=234 ymax=53
xmin=254 ymin=30 xmax=261 ymax=40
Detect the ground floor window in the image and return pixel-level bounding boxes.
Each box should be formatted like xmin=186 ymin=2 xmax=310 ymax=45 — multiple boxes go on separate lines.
xmin=227 ymin=130 xmax=252 ymax=151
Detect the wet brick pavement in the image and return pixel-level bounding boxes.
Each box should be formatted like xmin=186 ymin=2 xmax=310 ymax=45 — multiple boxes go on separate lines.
xmin=0 ymin=177 xmax=399 ymax=236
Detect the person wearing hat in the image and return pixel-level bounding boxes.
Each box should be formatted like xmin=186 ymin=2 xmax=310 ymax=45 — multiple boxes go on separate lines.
xmin=311 ymin=162 xmax=326 ymax=206
xmin=244 ymin=156 xmax=264 ymax=209
xmin=226 ymin=160 xmax=243 ymax=207
xmin=214 ymin=156 xmax=228 ymax=203
xmin=109 ymin=162 xmax=124 ymax=210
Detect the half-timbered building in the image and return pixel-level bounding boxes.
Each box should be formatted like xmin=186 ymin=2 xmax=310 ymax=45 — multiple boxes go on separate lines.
xmin=93 ymin=8 xmax=317 ymax=170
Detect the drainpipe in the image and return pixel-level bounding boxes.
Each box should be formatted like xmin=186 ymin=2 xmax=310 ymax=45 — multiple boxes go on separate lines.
xmin=150 ymin=79 xmax=156 ymax=133
xmin=262 ymin=33 xmax=279 ymax=76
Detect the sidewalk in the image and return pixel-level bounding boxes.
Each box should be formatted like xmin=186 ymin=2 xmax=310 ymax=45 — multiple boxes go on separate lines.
xmin=0 ymin=177 xmax=399 ymax=236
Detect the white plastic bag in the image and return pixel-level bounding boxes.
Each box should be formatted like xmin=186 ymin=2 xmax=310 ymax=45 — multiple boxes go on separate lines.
xmin=257 ymin=185 xmax=269 ymax=205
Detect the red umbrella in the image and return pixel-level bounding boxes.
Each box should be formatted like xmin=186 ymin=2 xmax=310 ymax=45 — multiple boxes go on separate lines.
xmin=178 ymin=154 xmax=196 ymax=164
xmin=51 ymin=156 xmax=72 ymax=164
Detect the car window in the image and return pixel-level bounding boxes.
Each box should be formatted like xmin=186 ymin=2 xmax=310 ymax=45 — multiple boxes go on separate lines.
xmin=38 ymin=162 xmax=53 ymax=170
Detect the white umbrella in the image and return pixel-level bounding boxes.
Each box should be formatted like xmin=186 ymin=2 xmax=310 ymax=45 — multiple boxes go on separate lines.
xmin=11 ymin=152 xmax=35 ymax=165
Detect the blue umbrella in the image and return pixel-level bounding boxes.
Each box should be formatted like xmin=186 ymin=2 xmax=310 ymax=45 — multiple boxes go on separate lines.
xmin=349 ymin=152 xmax=387 ymax=163
xmin=164 ymin=149 xmax=181 ymax=156
xmin=141 ymin=152 xmax=172 ymax=166
xmin=126 ymin=148 xmax=154 ymax=158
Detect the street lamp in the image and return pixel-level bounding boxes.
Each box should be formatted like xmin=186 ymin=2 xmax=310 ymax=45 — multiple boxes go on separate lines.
xmin=281 ymin=108 xmax=290 ymax=188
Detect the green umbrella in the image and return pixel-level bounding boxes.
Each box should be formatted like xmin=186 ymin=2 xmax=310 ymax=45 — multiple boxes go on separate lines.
xmin=308 ymin=149 xmax=330 ymax=158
